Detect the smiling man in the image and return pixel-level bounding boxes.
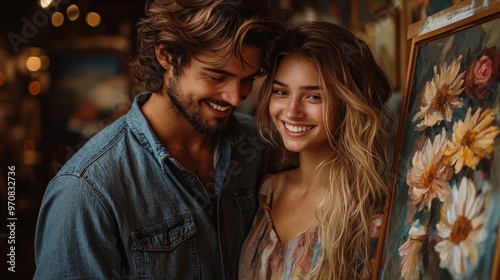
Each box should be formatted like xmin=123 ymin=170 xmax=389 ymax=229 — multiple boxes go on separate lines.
xmin=34 ymin=1 xmax=282 ymax=279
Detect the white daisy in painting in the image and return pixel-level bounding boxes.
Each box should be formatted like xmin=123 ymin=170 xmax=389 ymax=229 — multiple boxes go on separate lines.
xmin=399 ymin=220 xmax=427 ymax=280
xmin=412 ymin=55 xmax=465 ymax=131
xmin=444 ymin=107 xmax=500 ymax=174
xmin=434 ymin=177 xmax=489 ymax=277
xmin=406 ymin=128 xmax=453 ymax=210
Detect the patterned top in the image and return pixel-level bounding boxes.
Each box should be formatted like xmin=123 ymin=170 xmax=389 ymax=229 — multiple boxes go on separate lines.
xmin=239 ymin=175 xmax=322 ymax=280
xmin=239 ymin=174 xmax=384 ymax=280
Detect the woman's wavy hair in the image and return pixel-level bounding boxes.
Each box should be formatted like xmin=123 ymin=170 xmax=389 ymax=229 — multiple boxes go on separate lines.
xmin=130 ymin=0 xmax=284 ymax=93
xmin=256 ymin=21 xmax=394 ymax=279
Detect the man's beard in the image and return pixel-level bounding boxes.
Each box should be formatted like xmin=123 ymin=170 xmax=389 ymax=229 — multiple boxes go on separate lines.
xmin=166 ymin=76 xmax=226 ymax=136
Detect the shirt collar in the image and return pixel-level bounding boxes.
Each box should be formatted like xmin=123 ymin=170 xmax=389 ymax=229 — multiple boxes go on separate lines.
xmin=127 ymin=92 xmax=170 ymax=166
xmin=126 ymin=92 xmax=249 ymax=167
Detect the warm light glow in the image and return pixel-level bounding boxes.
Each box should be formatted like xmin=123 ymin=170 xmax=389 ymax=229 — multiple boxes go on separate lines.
xmin=52 ymin=12 xmax=64 ymax=27
xmin=86 ymin=12 xmax=101 ymax=27
xmin=24 ymin=139 xmax=36 ymax=150
xmin=26 ymin=56 xmax=42 ymax=72
xmin=29 ymin=81 xmax=42 ymax=95
xmin=39 ymin=0 xmax=53 ymax=8
xmin=40 ymin=55 xmax=50 ymax=70
xmin=67 ymin=5 xmax=80 ymax=21
xmin=0 ymin=72 xmax=4 ymax=86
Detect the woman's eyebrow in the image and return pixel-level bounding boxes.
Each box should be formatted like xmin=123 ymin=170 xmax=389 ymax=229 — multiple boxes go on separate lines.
xmin=273 ymin=79 xmax=320 ymax=91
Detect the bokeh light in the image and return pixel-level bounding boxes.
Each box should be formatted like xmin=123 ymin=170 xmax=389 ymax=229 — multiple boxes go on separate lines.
xmin=39 ymin=0 xmax=53 ymax=8
xmin=26 ymin=56 xmax=42 ymax=72
xmin=52 ymin=12 xmax=64 ymax=27
xmin=29 ymin=81 xmax=42 ymax=96
xmin=86 ymin=12 xmax=101 ymax=27
xmin=67 ymin=4 xmax=80 ymax=21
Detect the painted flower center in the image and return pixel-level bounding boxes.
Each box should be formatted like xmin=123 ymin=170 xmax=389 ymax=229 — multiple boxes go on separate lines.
xmin=432 ymin=84 xmax=451 ymax=113
xmin=461 ymin=130 xmax=477 ymax=147
xmin=420 ymin=164 xmax=438 ymax=188
xmin=450 ymin=216 xmax=473 ymax=244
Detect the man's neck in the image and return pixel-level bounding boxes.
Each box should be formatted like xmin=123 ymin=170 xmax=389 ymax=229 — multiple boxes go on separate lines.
xmin=141 ymin=92 xmax=213 ymax=155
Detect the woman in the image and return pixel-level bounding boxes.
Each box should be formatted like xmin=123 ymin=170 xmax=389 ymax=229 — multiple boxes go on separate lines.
xmin=239 ymin=21 xmax=394 ymax=279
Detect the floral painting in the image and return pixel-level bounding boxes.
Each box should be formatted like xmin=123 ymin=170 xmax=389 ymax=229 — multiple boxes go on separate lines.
xmin=378 ymin=8 xmax=500 ymax=280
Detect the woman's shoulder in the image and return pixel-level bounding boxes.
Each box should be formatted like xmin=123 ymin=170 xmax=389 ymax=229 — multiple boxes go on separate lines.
xmin=258 ymin=173 xmax=277 ymax=197
xmin=259 ymin=169 xmax=295 ymax=196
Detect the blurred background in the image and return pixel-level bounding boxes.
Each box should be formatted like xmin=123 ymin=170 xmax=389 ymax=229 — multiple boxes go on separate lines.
xmin=0 ymin=0 xmax=465 ymax=278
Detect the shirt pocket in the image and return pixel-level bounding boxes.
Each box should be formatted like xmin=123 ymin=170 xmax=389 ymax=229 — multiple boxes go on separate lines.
xmin=234 ymin=186 xmax=257 ymax=235
xmin=131 ymin=213 xmax=200 ymax=279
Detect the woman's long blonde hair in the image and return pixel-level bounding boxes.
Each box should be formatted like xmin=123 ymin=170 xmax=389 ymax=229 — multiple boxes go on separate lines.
xmin=256 ymin=21 xmax=394 ymax=279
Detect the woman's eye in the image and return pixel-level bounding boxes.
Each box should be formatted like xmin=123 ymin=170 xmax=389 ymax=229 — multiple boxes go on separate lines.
xmin=308 ymin=95 xmax=321 ymax=101
xmin=272 ymin=89 xmax=287 ymax=95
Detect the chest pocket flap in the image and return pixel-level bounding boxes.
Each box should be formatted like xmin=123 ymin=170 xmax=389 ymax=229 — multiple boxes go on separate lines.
xmin=131 ymin=213 xmax=196 ymax=251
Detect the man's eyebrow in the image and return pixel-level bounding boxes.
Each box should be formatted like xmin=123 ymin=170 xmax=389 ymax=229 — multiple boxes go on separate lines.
xmin=202 ymin=67 xmax=235 ymax=77
xmin=202 ymin=67 xmax=261 ymax=78
xmin=273 ymin=79 xmax=321 ymax=91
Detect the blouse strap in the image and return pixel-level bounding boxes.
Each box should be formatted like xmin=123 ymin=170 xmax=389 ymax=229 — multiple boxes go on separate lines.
xmin=258 ymin=173 xmax=280 ymax=210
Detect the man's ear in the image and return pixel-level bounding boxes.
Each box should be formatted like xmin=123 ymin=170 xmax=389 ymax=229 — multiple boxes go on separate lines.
xmin=155 ymin=45 xmax=172 ymax=70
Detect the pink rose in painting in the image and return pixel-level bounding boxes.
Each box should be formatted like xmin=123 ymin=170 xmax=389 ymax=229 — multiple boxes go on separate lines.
xmin=465 ymin=47 xmax=500 ymax=100
xmin=474 ymin=56 xmax=493 ymax=85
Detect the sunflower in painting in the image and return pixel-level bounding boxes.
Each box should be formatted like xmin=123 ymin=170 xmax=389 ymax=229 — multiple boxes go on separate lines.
xmin=444 ymin=107 xmax=499 ymax=173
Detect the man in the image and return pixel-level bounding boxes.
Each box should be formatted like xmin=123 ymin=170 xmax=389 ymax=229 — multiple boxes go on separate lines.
xmin=34 ymin=1 xmax=281 ymax=278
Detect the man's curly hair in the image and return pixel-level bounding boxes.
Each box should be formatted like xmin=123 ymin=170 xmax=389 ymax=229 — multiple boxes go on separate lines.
xmin=130 ymin=0 xmax=284 ymax=93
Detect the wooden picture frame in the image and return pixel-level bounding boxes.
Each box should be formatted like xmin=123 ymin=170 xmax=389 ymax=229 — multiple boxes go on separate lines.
xmin=376 ymin=2 xmax=500 ymax=279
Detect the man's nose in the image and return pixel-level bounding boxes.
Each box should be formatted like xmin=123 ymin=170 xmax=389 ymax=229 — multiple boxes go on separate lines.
xmin=221 ymin=80 xmax=254 ymax=107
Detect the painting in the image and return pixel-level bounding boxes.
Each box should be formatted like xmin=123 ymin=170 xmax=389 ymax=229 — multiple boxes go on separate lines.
xmin=377 ymin=4 xmax=500 ymax=280
xmin=365 ymin=14 xmax=399 ymax=90
xmin=366 ymin=0 xmax=389 ymax=12
xmin=350 ymin=0 xmax=392 ymax=27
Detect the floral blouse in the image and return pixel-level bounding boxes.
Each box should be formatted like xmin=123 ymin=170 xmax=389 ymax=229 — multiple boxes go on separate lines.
xmin=238 ymin=175 xmax=322 ymax=280
xmin=239 ymin=174 xmax=383 ymax=280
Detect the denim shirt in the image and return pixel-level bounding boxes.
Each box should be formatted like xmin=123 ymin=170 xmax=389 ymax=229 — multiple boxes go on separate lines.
xmin=34 ymin=93 xmax=274 ymax=279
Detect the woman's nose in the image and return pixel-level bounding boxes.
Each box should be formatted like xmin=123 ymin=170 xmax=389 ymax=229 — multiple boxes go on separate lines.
xmin=285 ymin=99 xmax=305 ymax=119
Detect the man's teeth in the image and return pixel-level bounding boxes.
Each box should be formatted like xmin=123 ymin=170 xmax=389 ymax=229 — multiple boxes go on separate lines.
xmin=285 ymin=123 xmax=313 ymax=132
xmin=208 ymin=101 xmax=231 ymax=112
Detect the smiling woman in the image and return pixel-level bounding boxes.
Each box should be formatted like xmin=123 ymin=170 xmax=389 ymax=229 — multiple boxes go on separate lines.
xmin=268 ymin=54 xmax=329 ymax=154
xmin=239 ymin=21 xmax=394 ymax=280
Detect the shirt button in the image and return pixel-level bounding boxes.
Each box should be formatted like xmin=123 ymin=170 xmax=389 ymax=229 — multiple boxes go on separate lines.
xmin=208 ymin=209 xmax=214 ymax=216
